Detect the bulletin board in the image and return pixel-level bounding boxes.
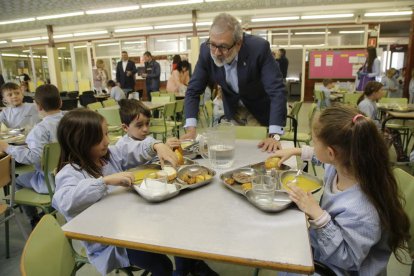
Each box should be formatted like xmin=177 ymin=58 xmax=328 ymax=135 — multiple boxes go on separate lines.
xmin=309 ymin=50 xmax=366 ymax=79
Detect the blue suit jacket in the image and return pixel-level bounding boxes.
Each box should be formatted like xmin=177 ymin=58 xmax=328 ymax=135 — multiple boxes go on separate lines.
xmin=116 ymin=60 xmax=137 ymax=90
xmin=185 ymin=33 xmax=287 ymax=127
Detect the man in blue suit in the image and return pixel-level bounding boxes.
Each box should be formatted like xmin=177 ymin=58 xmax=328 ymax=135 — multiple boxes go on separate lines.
xmin=183 ymin=13 xmax=287 ymax=152
xmin=116 ymin=51 xmax=137 ymax=95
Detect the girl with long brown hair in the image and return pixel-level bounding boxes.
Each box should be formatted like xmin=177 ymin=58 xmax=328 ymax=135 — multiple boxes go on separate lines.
xmin=274 ymin=105 xmax=410 ymax=275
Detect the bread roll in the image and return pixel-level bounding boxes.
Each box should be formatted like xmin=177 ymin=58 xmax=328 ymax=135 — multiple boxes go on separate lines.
xmin=159 ymin=167 xmax=177 ymax=181
xmin=264 ymin=157 xmax=281 ymax=169
xmin=174 ymin=147 xmax=184 ymax=166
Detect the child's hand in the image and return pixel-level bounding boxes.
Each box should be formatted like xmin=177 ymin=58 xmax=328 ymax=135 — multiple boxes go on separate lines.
xmin=272 ymin=148 xmax=301 ymax=167
xmin=287 ymin=184 xmax=323 ymax=220
xmin=166 ymin=137 xmax=180 ymax=149
xmin=103 ymin=172 xmax=134 ymax=187
xmin=154 ymin=143 xmax=178 ymax=167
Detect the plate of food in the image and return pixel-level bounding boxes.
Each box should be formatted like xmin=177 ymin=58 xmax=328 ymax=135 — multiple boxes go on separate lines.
xmin=279 ymin=170 xmax=323 ymax=194
xmin=176 ymin=165 xmax=215 ymax=189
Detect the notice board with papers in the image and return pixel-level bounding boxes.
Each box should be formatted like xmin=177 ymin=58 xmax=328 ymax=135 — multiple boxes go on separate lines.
xmin=309 ymin=50 xmax=367 ymax=79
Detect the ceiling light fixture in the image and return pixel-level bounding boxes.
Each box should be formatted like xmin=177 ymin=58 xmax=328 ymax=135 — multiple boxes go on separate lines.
xmin=73 ymin=45 xmax=87 ymax=49
xmin=301 ymin=13 xmax=354 ymax=19
xmin=57 ymin=47 xmax=67 ymax=50
xmin=251 ymin=16 xmax=299 ymax=22
xmin=114 ymin=26 xmax=153 ymax=33
xmin=294 ymin=31 xmax=331 ymax=35
xmin=124 ymin=41 xmax=147 ymax=44
xmin=73 ymin=30 xmax=108 ymax=37
xmin=142 ymin=0 xmax=203 ymax=9
xmin=97 ymin=43 xmax=120 ymax=47
xmin=0 ymin=41 xmax=7 ymax=44
xmin=154 ymin=23 xmax=193 ymax=29
xmin=364 ymin=11 xmax=412 ymax=17
xmin=272 ymin=33 xmax=289 ymax=35
xmin=339 ymin=30 xmax=365 ymax=34
xmin=37 ymin=11 xmax=84 ymax=20
xmin=12 ymin=37 xmax=43 ymax=42
xmin=196 ymin=22 xmax=212 ymax=26
xmin=0 ymin=18 xmax=35 ymax=25
xmin=157 ymin=39 xmax=178 ymax=42
xmin=53 ymin=34 xmax=74 ymax=39
xmin=86 ymin=5 xmax=140 ymax=14
xmin=1 ymin=53 xmax=20 ymax=57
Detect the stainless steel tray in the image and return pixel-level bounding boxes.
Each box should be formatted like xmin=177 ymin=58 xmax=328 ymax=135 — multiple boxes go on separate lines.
xmin=220 ymin=166 xmax=292 ymax=213
xmin=250 ymin=161 xmax=291 ymax=174
xmin=176 ymin=165 xmax=216 ymax=189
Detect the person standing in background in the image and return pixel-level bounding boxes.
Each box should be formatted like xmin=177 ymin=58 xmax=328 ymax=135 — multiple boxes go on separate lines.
xmin=275 ymin=48 xmax=289 ymax=82
xmin=142 ymin=51 xmax=160 ymax=101
xmin=94 ymin=59 xmax=109 ymax=94
xmin=172 ymin=54 xmax=182 ymax=71
xmin=116 ymin=51 xmax=137 ymax=95
xmin=356 ymin=46 xmax=381 ymax=91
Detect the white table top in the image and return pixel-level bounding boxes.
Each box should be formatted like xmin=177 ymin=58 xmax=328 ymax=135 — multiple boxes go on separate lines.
xmin=62 ymin=140 xmax=314 ymax=274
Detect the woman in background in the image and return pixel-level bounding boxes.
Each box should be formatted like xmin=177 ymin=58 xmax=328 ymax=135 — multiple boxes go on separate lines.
xmin=356 ymin=47 xmax=381 ymax=91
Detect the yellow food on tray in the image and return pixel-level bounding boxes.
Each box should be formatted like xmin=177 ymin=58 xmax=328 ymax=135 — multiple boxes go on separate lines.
xmin=175 ymin=147 xmax=184 ymax=166
xmin=180 ymin=172 xmax=212 ymax=185
xmin=241 ymin=182 xmax=252 ymax=191
xmin=281 ymin=175 xmax=321 ymax=192
xmin=131 ymin=169 xmax=160 ymax=183
xmin=264 ymin=157 xmax=281 ymax=170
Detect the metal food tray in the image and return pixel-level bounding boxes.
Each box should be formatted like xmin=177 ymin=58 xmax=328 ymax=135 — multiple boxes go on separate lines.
xmin=153 ymin=157 xmax=197 ymax=167
xmin=176 ymin=165 xmax=216 ymax=189
xmin=249 ymin=161 xmax=291 ymax=175
xmin=220 ymin=166 xmax=292 ymax=213
xmin=133 ymin=183 xmax=182 ymax=203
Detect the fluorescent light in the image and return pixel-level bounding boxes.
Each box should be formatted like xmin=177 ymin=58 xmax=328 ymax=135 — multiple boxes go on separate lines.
xmin=12 ymin=37 xmax=43 ymax=42
xmin=114 ymin=26 xmax=153 ymax=33
xmin=251 ymin=16 xmax=299 ymax=22
xmin=86 ymin=5 xmax=139 ymax=15
xmin=279 ymin=44 xmax=302 ymax=47
xmin=57 ymin=47 xmax=67 ymax=50
xmin=53 ymin=34 xmax=74 ymax=39
xmin=294 ymin=31 xmax=331 ymax=35
xmin=154 ymin=23 xmax=192 ymax=29
xmin=37 ymin=11 xmax=84 ymax=20
xmin=124 ymin=41 xmax=147 ymax=44
xmin=74 ymin=45 xmax=87 ymax=49
xmin=22 ymin=50 xmax=33 ymax=53
xmin=301 ymin=13 xmax=354 ymax=19
xmin=304 ymin=44 xmax=326 ymax=47
xmin=0 ymin=41 xmax=8 ymax=44
xmin=272 ymin=32 xmax=289 ymax=36
xmin=364 ymin=11 xmax=412 ymax=17
xmin=97 ymin=43 xmax=119 ymax=47
xmin=157 ymin=39 xmax=178 ymax=42
xmin=205 ymin=0 xmax=229 ymax=2
xmin=196 ymin=21 xmax=212 ymax=26
xmin=142 ymin=0 xmax=203 ymax=9
xmin=73 ymin=30 xmax=108 ymax=37
xmin=0 ymin=18 xmax=35 ymax=25
xmin=339 ymin=30 xmax=364 ymax=34
xmin=2 ymin=53 xmax=20 ymax=57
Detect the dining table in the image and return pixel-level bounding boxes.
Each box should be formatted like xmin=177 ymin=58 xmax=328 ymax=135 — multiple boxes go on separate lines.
xmin=62 ymin=140 xmax=314 ymax=274
xmin=99 ymin=101 xmax=166 ymax=111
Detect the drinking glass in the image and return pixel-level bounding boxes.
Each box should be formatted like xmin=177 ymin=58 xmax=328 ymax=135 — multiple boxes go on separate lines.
xmin=252 ymin=175 xmax=276 ymax=206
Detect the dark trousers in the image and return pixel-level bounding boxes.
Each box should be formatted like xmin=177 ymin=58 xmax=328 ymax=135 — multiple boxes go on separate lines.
xmin=126 ymin=249 xmax=173 ymax=276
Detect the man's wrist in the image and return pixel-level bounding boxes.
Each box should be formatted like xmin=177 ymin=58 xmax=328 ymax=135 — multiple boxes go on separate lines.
xmin=268 ymin=133 xmax=281 ymax=141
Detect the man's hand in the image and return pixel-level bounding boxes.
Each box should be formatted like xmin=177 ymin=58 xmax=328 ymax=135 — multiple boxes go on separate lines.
xmin=126 ymin=71 xmax=132 ymax=77
xmin=257 ymin=137 xmax=282 ymax=153
xmin=181 ymin=127 xmax=197 ymax=140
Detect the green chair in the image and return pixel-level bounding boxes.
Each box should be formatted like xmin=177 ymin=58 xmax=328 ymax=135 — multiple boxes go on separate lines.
xmin=393 ymin=168 xmax=414 ymax=272
xmin=204 ymin=100 xmax=214 ymax=127
xmin=102 ymin=98 xmax=117 ymax=107
xmin=87 ymin=101 xmax=103 ymax=111
xmin=235 ymin=126 xmax=267 ymax=140
xmin=151 ymin=91 xmax=160 ymax=97
xmin=0 ymin=155 xmax=27 ymax=258
xmin=379 ymin=97 xmax=408 ymax=104
xmin=151 ymin=96 xmax=171 ymax=104
xmin=314 ymin=90 xmax=326 ymax=109
xmin=150 ymin=102 xmax=176 ymax=142
xmin=10 ymin=143 xmax=60 ymax=215
xmin=343 ymin=93 xmax=361 ymax=107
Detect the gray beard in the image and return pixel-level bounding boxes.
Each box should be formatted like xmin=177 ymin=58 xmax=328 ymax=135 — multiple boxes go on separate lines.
xmin=211 ymin=53 xmax=224 ymax=67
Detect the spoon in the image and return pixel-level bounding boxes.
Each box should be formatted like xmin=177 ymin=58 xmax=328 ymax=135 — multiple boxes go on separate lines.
xmin=286 ymin=163 xmax=306 ymax=187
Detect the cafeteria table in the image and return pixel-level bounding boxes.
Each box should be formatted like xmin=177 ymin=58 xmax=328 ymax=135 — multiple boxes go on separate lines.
xmin=62 ymin=140 xmax=314 ymax=274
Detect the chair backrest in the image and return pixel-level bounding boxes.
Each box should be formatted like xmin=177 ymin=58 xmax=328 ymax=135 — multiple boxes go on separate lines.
xmin=289 ymin=101 xmax=303 ymax=120
xmin=67 ymin=91 xmax=79 ymax=98
xmin=393 ymin=168 xmax=414 ymax=258
xmin=102 ymin=98 xmax=117 ymax=107
xmin=151 ymin=96 xmax=171 ymax=104
xmin=163 ymin=102 xmax=176 ymax=120
xmin=81 ymin=90 xmax=94 ymax=96
xmin=204 ymin=100 xmax=214 ymax=126
xmin=314 ymin=90 xmax=325 ymax=101
xmin=307 ymin=103 xmax=318 ymax=135
xmin=379 ymin=97 xmax=408 ymax=104
xmin=79 ymin=94 xmax=97 ymax=107
xmin=20 ymin=215 xmax=76 ymax=276
xmin=23 ymin=96 xmax=34 ymax=103
xmin=87 ymin=102 xmax=103 ymax=111
xmin=175 ymin=99 xmax=184 ymax=114
xmin=151 ymin=91 xmax=160 ymax=97
xmin=0 ymin=155 xmax=12 ymax=189
xmin=41 ymin=143 xmax=61 ymax=197
xmin=97 ymin=108 xmax=122 ymax=127
xmin=235 ymin=126 xmax=267 ymax=140
xmin=343 ymin=93 xmax=361 ymax=107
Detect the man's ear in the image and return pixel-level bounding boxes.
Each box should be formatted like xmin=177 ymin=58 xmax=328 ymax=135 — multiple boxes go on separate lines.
xmin=121 ymin=123 xmax=129 ymax=133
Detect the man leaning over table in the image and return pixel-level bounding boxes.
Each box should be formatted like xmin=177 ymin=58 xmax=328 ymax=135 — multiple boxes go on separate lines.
xmin=182 ymin=13 xmax=287 ymax=152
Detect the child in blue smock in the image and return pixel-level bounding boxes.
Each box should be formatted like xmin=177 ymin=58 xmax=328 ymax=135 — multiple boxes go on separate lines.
xmin=115 ymin=99 xmax=219 ymax=276
xmin=52 ymin=108 xmax=177 ymax=275
xmin=273 ymin=105 xmax=410 ymax=276
xmin=0 ymin=84 xmax=64 ymax=227
xmin=0 ymin=82 xmax=40 ymax=129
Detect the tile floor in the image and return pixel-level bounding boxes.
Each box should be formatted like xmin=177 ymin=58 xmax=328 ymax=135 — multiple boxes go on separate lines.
xmin=1 ymin=102 xmax=413 ymax=275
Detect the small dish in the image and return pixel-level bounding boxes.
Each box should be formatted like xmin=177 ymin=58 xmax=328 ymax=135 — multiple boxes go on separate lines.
xmin=133 ymin=183 xmax=181 ymax=202
xmin=176 ymin=165 xmax=215 ymax=189
xmin=279 ymin=170 xmax=323 ymax=194
xmin=245 ymin=190 xmax=292 ymax=212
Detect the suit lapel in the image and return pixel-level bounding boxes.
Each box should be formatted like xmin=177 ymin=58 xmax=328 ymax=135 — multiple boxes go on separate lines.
xmin=237 ymin=42 xmax=249 ymax=88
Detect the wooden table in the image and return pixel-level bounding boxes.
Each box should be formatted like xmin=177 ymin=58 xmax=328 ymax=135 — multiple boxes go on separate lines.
xmin=62 ymin=140 xmax=314 ymax=274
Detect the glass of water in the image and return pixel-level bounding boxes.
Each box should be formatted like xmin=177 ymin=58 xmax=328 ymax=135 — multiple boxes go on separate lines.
xmin=252 ymin=175 xmax=276 ymax=206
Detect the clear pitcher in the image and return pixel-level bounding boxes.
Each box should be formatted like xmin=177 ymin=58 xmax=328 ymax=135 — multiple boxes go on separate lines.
xmin=198 ymin=122 xmax=235 ymax=169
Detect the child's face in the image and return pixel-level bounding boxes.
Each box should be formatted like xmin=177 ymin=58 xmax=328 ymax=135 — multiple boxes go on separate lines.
xmin=311 ymin=127 xmax=332 ymax=165
xmin=122 ymin=114 xmax=150 ymax=141
xmin=2 ymin=88 xmax=23 ymax=107
xmin=90 ymin=122 xmax=110 ymax=161
xmin=373 ymin=89 xmax=384 ymax=100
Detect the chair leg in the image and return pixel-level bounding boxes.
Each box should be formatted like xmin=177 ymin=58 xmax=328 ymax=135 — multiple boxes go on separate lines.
xmin=253 ymin=268 xmax=260 ymax=276
xmin=13 ymin=211 xmax=28 ymax=239
xmin=5 ymin=211 xmax=10 ymax=259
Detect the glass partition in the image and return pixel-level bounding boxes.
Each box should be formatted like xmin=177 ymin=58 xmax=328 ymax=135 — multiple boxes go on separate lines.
xmin=327 ymin=26 xmax=365 ymax=46
xmin=74 ymin=43 xmax=91 ymax=92
xmin=56 ymin=44 xmax=73 ymax=92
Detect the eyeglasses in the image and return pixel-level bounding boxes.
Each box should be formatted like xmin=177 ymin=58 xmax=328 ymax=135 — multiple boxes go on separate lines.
xmin=206 ymin=39 xmax=236 ymax=54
